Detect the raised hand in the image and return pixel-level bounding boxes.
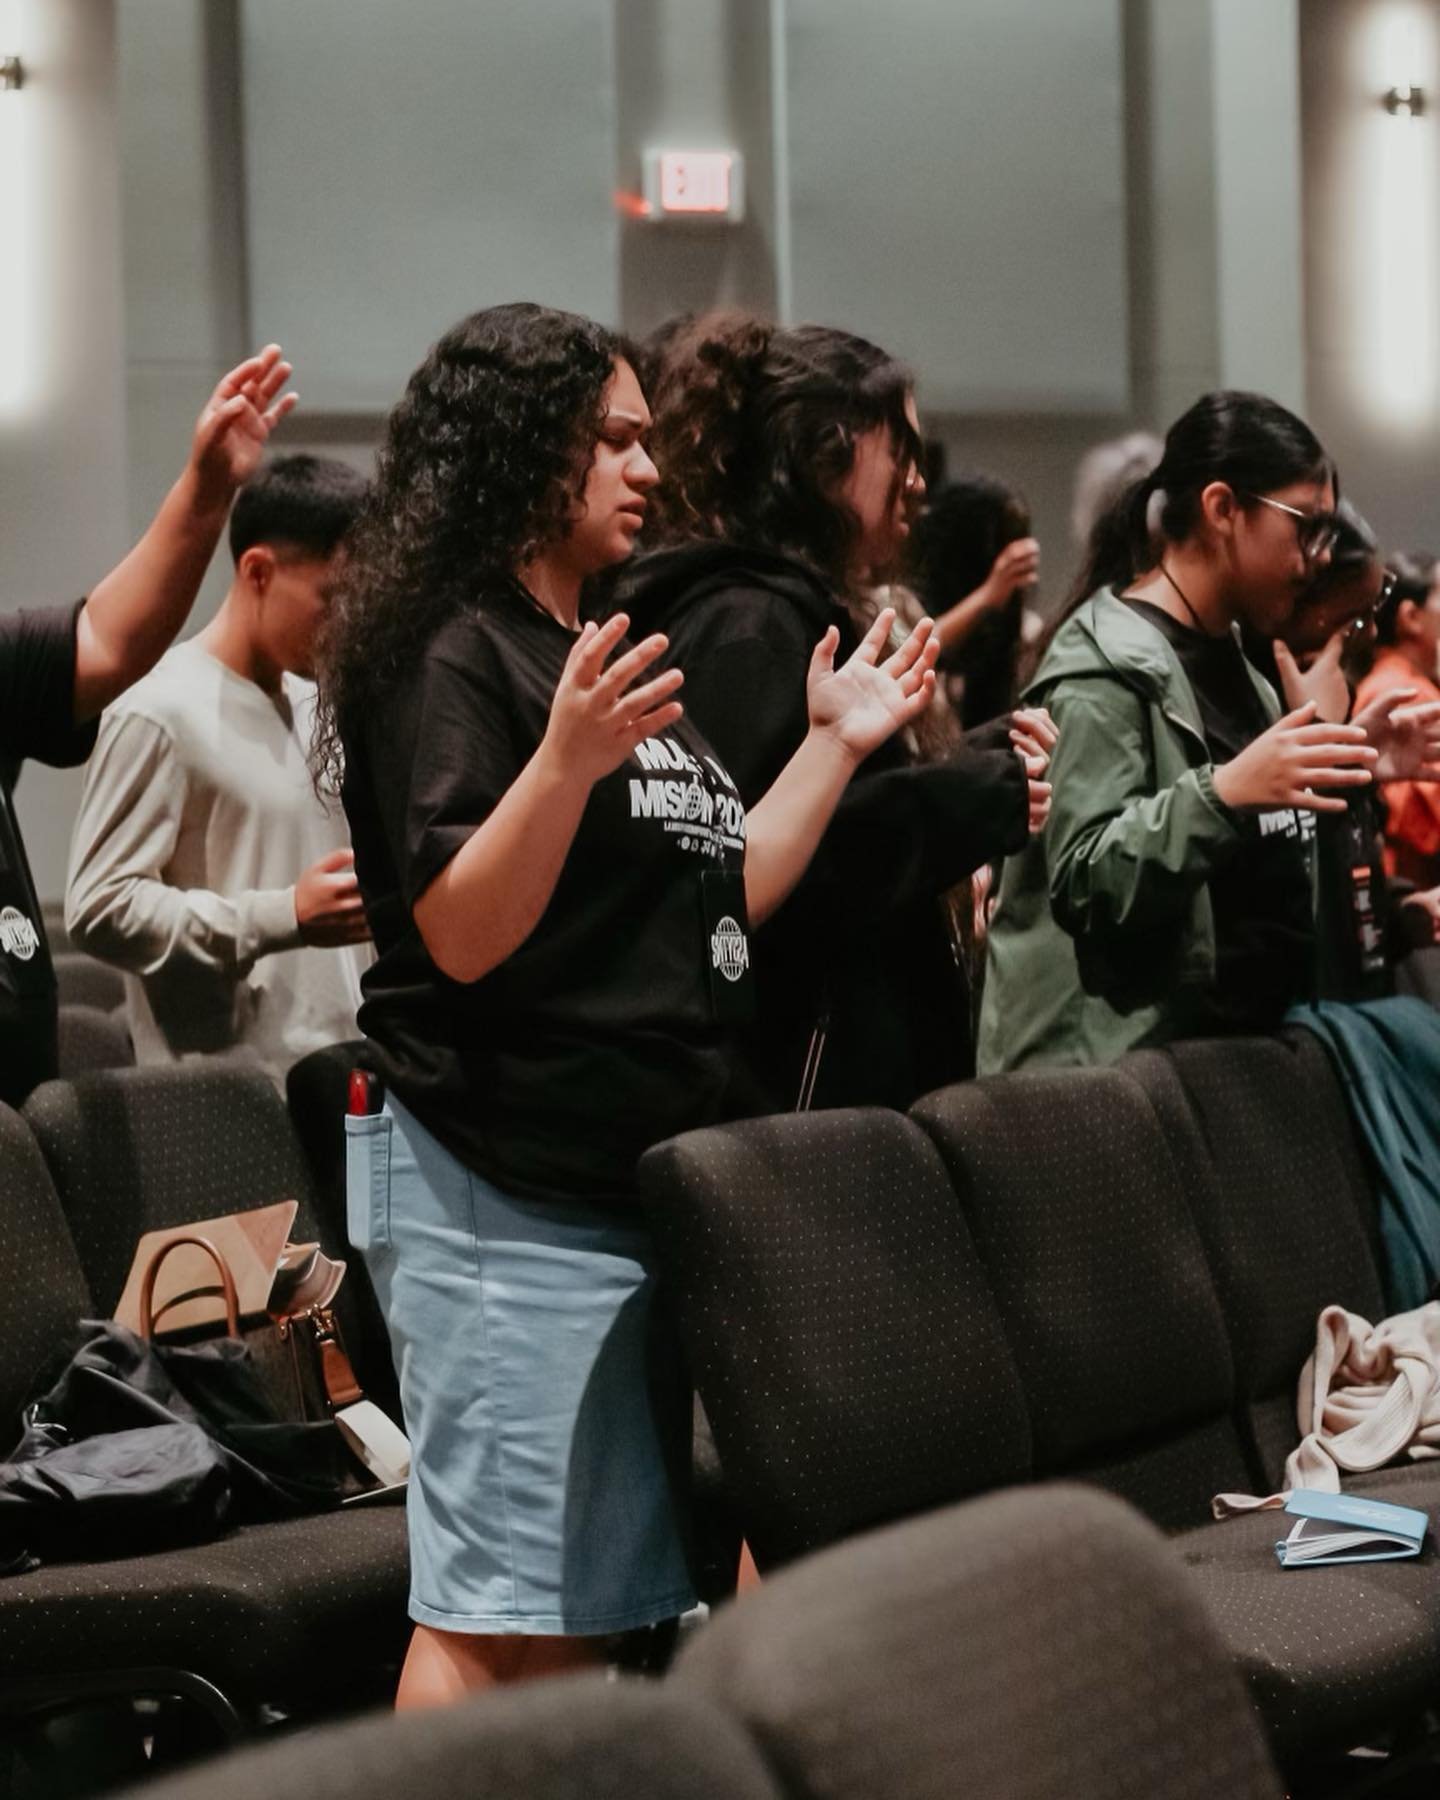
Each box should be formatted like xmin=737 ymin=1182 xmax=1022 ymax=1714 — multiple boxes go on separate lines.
xmin=1352 ymin=691 xmax=1440 ymax=783
xmin=1273 ymin=631 xmax=1349 ymax=724
xmin=1212 ymin=702 xmax=1377 ymax=815
xmin=541 ymin=614 xmax=685 ymax=787
xmin=982 ymin=537 xmax=1041 ymax=610
xmin=805 ymin=609 xmax=939 ymax=763
xmin=189 ymin=346 xmax=299 ymax=509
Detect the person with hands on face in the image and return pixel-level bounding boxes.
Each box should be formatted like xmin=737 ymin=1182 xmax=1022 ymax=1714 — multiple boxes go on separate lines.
xmin=66 ymin=455 xmax=370 ymax=1086
xmin=0 ymin=346 xmax=297 ymax=1109
xmin=314 ymin=303 xmax=935 ymax=1710
xmin=980 ymin=389 xmax=1397 ymax=1073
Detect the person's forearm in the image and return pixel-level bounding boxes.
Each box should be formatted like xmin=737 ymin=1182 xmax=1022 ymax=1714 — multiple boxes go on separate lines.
xmin=743 ymin=729 xmax=858 ymax=925
xmin=73 ymin=464 xmax=233 ymax=722
xmin=67 ymin=870 xmax=297 ymax=978
xmin=413 ymin=744 xmax=590 ymax=983
xmin=933 ymin=584 xmax=1000 ymax=655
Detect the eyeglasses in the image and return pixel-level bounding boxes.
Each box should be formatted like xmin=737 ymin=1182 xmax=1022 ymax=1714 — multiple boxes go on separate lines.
xmin=1244 ymin=492 xmax=1341 ymax=562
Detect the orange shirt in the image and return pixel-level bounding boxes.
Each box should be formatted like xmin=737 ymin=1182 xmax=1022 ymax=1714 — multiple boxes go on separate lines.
xmin=1354 ymin=649 xmax=1440 ymax=885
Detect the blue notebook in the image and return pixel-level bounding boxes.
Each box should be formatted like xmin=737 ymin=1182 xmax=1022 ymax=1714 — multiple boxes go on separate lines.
xmin=1275 ymin=1489 xmax=1429 ymax=1568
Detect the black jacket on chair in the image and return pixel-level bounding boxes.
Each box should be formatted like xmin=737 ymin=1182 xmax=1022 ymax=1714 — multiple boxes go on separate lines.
xmin=609 ymin=544 xmax=1029 ymax=1110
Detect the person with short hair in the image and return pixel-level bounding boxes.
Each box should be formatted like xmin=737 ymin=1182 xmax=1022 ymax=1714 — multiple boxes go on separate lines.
xmin=0 ymin=347 xmax=296 ymax=1108
xmin=66 ymin=452 xmax=370 ymax=1085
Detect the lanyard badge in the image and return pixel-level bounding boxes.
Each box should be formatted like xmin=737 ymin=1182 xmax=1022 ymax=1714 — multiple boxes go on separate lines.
xmin=700 ymin=869 xmax=756 ymax=1025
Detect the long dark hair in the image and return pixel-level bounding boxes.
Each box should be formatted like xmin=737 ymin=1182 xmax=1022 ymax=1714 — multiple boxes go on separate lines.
xmin=909 ymin=473 xmax=1031 ymax=727
xmin=313 ymin=302 xmax=624 ymax=793
xmin=1033 ymin=390 xmax=1332 ymax=671
xmin=645 ymin=311 xmax=920 ymax=600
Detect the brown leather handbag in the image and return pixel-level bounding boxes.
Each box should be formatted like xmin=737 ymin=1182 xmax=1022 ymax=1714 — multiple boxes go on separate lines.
xmin=136 ymin=1231 xmax=364 ymax=1425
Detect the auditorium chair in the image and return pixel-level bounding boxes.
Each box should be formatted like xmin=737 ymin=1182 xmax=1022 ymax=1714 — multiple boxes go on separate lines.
xmin=56 ymin=1002 xmax=135 ymax=1076
xmin=51 ymin=951 xmax=126 ymax=1014
xmin=132 ymin=1485 xmax=1283 ymax=1800
xmin=638 ymin=1029 xmax=1440 ymax=1775
xmin=0 ymin=1075 xmax=410 ymax=1749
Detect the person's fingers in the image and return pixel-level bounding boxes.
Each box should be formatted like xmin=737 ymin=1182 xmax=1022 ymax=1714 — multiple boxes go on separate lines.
xmin=610 ymin=667 xmax=684 ymax=719
xmin=1295 ymin=766 xmax=1374 ymax=788
xmin=847 ymin=608 xmax=895 ymax=669
xmin=1012 ymin=707 xmax=1058 ymax=750
xmin=1010 ymin=732 xmax=1045 ymax=763
xmin=1392 ymin=699 xmax=1440 ymax=727
xmin=261 ymin=390 xmax=300 ymax=431
xmin=1291 ymin=720 xmax=1370 ymax=745
xmin=254 ymin=356 xmax=294 ymax=407
xmin=191 ymin=393 xmax=250 ymax=456
xmin=623 ymin=701 xmax=684 ymax=750
xmin=1313 ymin=629 xmax=1346 ymax=671
xmin=212 ymin=345 xmax=281 ymax=402
xmin=893 ymin=638 xmax=940 ymax=699
xmin=894 ymin=668 xmax=938 ymax=724
xmin=1291 ymin=789 xmax=1350 ymax=814
xmin=1291 ymin=741 xmax=1377 ymax=767
xmin=596 ymin=632 xmax=672 ymax=697
xmin=567 ymin=618 xmax=620 ymax=684
xmin=807 ymin=625 xmax=840 ymax=684
xmin=880 ymin=616 xmax=934 ymax=679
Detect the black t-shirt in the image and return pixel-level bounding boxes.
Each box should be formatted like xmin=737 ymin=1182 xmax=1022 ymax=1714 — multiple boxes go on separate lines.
xmin=1126 ymin=599 xmax=1315 ymax=1029
xmin=0 ymin=603 xmax=98 ymax=1108
xmin=341 ymin=581 xmax=753 ymax=1207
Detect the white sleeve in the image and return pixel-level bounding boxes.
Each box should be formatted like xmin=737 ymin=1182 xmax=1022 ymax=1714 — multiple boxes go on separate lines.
xmin=64 ymin=709 xmax=302 ymax=979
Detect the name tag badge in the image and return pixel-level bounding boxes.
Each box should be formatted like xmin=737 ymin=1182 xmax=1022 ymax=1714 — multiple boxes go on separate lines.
xmin=700 ymin=869 xmax=755 ymax=1025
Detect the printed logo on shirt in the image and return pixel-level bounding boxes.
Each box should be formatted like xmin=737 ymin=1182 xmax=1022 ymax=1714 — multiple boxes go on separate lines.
xmin=710 ymin=916 xmax=749 ymax=983
xmin=0 ymin=906 xmax=39 ymax=962
xmin=629 ymin=735 xmax=746 ymax=860
xmin=1256 ymin=807 xmax=1317 ymax=845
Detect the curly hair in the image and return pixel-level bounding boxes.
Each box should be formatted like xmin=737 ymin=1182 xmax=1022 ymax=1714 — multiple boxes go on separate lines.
xmin=644 ymin=311 xmax=919 ymax=600
xmin=312 ymin=302 xmax=625 ymax=793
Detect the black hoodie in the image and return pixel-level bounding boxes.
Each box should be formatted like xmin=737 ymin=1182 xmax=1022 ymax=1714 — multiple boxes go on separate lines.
xmin=607 ymin=543 xmax=1029 ymax=1111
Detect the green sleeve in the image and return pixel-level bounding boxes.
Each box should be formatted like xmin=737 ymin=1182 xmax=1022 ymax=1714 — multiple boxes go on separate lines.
xmin=1043 ymin=677 xmax=1246 ymax=940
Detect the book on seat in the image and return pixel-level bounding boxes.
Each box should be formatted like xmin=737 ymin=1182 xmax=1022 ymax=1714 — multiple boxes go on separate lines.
xmin=1275 ymin=1489 xmax=1428 ymax=1568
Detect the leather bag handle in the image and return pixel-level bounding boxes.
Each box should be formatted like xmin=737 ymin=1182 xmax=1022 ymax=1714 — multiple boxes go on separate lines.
xmin=137 ymin=1233 xmax=240 ymax=1340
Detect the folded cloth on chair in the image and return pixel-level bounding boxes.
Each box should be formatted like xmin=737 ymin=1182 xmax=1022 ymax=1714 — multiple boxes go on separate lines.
xmin=1214 ymin=1301 xmax=1440 ymax=1516
xmin=1286 ymin=996 xmax=1440 ymax=1312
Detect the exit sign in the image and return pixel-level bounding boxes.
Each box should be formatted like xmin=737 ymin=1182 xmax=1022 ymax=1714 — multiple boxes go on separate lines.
xmin=641 ymin=150 xmax=745 ymax=223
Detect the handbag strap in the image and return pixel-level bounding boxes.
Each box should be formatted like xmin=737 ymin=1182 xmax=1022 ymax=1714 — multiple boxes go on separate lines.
xmin=138 ymin=1234 xmax=240 ymax=1340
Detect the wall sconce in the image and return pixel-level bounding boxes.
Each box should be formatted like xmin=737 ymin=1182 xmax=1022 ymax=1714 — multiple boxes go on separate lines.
xmin=1384 ymin=83 xmax=1426 ymax=115
xmin=0 ymin=55 xmax=22 ymax=92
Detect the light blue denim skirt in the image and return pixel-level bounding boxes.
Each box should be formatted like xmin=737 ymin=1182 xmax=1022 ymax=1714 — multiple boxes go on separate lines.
xmin=345 ymin=1093 xmax=696 ymax=1636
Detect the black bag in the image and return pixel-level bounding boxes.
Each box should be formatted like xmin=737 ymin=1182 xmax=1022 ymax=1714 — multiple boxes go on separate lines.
xmin=0 ymin=1319 xmax=370 ymax=1577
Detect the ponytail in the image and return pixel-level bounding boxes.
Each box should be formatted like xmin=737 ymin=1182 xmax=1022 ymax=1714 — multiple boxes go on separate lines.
xmin=1023 ymin=390 xmax=1330 ymax=685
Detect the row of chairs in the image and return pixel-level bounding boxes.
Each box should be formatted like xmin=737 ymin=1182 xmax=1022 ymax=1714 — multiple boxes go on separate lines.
xmin=637 ymin=1025 xmax=1440 ymax=1777
xmin=0 ymin=1057 xmax=410 ymax=1756
xmin=135 ymin=1482 xmax=1287 ymax=1800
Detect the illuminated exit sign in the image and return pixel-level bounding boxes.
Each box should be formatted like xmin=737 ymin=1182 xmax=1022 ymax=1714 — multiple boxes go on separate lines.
xmin=641 ymin=150 xmax=745 ymax=222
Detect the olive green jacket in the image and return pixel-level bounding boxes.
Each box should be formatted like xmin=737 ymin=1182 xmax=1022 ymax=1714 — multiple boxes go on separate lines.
xmin=977 ymin=592 xmax=1284 ymax=1073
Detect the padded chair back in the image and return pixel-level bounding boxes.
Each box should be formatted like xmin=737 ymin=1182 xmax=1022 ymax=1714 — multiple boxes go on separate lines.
xmin=0 ymin=1103 xmax=92 ymax=1453
xmin=1126 ymin=1034 xmax=1386 ymax=1489
xmin=51 ymin=952 xmax=126 ymax=1013
xmin=56 ymin=1003 xmax=135 ymax=1076
xmin=638 ymin=1108 xmax=1032 ymax=1568
xmin=677 ymin=1483 xmax=1283 ymax=1800
xmin=285 ymin=1041 xmax=400 ymax=1419
xmin=912 ymin=1066 xmax=1253 ymax=1526
xmin=24 ymin=1065 xmax=323 ymax=1317
xmin=132 ymin=1677 xmax=781 ymax=1800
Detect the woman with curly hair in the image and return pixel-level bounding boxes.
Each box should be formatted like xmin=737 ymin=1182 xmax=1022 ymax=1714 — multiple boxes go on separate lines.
xmin=610 ymin=312 xmax=1051 ymax=1109
xmin=314 ymin=302 xmax=937 ymax=1705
